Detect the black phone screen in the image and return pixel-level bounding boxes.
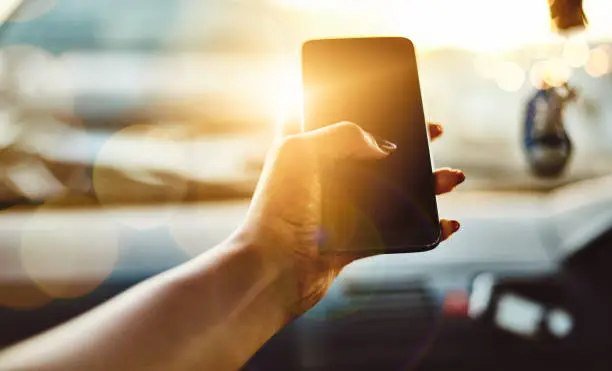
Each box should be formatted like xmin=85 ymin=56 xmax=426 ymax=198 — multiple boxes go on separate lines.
xmin=302 ymin=37 xmax=440 ymax=253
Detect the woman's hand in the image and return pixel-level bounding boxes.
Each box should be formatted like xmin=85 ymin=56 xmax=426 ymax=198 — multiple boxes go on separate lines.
xmin=238 ymin=122 xmax=465 ymax=319
xmin=0 ymin=121 xmax=464 ymax=371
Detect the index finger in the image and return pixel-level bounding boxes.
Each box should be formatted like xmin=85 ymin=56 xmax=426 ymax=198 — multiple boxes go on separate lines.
xmin=428 ymin=122 xmax=444 ymax=142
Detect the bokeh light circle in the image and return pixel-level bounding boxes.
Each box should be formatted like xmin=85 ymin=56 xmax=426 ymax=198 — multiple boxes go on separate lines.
xmin=529 ymin=62 xmax=546 ymax=88
xmin=20 ymin=196 xmax=119 ymax=299
xmin=93 ymin=124 xmax=189 ymax=229
xmin=0 ymin=205 xmax=51 ymax=309
xmin=1 ymin=45 xmax=74 ymax=116
xmin=585 ymin=47 xmax=609 ymax=78
xmin=6 ymin=0 xmax=57 ymax=23
xmin=544 ymin=59 xmax=572 ymax=87
xmin=495 ymin=62 xmax=525 ymax=92
xmin=168 ymin=201 xmax=248 ymax=257
xmin=547 ymin=308 xmax=574 ymax=338
xmin=1 ymin=45 xmax=53 ymax=90
xmin=562 ymin=37 xmax=590 ymax=68
xmin=530 ymin=59 xmax=571 ymax=88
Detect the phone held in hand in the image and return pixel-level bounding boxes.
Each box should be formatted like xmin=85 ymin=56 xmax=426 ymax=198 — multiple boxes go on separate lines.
xmin=301 ymin=37 xmax=440 ymax=254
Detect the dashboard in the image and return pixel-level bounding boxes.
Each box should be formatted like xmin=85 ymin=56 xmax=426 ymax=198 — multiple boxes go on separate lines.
xmin=2 ymin=178 xmax=612 ymax=370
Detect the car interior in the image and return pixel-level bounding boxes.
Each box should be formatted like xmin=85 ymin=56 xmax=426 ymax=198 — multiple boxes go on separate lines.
xmin=1 ymin=1 xmax=612 ymax=370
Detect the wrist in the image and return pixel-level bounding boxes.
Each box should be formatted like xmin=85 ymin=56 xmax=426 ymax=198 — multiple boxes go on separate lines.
xmin=226 ymin=230 xmax=299 ymax=324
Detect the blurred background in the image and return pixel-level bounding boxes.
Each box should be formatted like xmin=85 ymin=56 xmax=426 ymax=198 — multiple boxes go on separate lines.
xmin=0 ymin=0 xmax=610 ymax=207
xmin=2 ymin=1 xmax=612 ymax=370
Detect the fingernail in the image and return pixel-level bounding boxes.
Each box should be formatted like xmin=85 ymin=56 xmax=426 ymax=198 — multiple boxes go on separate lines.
xmin=374 ymin=136 xmax=397 ymax=153
xmin=456 ymin=171 xmax=466 ymax=184
xmin=452 ymin=221 xmax=460 ymax=232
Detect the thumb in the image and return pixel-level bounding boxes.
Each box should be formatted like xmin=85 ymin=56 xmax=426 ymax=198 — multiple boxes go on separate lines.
xmin=301 ymin=121 xmax=396 ymax=161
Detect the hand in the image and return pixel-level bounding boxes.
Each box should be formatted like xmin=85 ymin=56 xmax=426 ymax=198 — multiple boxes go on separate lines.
xmin=237 ymin=122 xmax=464 ymax=319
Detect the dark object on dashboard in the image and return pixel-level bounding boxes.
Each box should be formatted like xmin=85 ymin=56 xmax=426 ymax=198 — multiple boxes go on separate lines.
xmin=342 ymin=276 xmax=427 ymax=296
xmin=473 ymin=275 xmax=571 ymax=340
xmin=548 ymin=0 xmax=587 ymax=33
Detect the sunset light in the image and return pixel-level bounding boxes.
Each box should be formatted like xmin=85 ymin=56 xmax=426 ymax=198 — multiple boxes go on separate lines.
xmin=273 ymin=0 xmax=612 ymax=52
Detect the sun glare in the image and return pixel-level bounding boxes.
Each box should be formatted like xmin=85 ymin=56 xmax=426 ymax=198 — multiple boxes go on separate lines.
xmin=266 ymin=57 xmax=304 ymax=139
xmin=275 ymin=0 xmax=612 ymax=52
xmin=274 ymin=67 xmax=303 ymax=138
xmin=348 ymin=0 xmax=554 ymax=52
xmin=270 ymin=0 xmax=612 ymax=133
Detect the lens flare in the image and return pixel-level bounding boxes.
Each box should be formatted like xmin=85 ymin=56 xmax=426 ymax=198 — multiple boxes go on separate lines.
xmin=93 ymin=124 xmax=189 ymax=229
xmin=585 ymin=47 xmax=609 ymax=78
xmin=305 ymin=199 xmax=386 ymax=321
xmin=274 ymin=64 xmax=303 ymax=138
xmin=20 ymin=196 xmax=119 ymax=299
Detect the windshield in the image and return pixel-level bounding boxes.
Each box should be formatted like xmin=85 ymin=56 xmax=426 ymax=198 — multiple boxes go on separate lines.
xmin=0 ymin=0 xmax=611 ymax=207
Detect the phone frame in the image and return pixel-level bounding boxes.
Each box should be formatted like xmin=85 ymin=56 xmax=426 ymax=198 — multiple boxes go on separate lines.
xmin=301 ymin=36 xmax=441 ymax=254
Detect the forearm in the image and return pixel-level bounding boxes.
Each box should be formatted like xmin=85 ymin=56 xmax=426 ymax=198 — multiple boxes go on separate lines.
xmin=0 ymin=239 xmax=289 ymax=371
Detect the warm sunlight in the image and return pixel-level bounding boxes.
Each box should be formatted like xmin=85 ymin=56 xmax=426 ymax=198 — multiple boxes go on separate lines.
xmin=272 ymin=63 xmax=303 ymax=138
xmin=265 ymin=0 xmax=612 ymax=136
xmin=274 ymin=0 xmax=552 ymax=52
xmin=271 ymin=0 xmax=612 ymax=122
xmin=273 ymin=0 xmax=612 ymax=52
xmin=383 ymin=0 xmax=554 ymax=53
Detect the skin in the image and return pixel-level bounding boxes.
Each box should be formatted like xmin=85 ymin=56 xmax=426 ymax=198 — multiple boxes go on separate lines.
xmin=0 ymin=122 xmax=464 ymax=371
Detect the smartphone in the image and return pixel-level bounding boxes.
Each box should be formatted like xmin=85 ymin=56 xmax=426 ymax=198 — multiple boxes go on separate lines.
xmin=301 ymin=37 xmax=440 ymax=254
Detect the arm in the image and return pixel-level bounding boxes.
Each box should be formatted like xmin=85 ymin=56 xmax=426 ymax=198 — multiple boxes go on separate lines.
xmin=0 ymin=237 xmax=289 ymax=371
xmin=0 ymin=122 xmax=463 ymax=371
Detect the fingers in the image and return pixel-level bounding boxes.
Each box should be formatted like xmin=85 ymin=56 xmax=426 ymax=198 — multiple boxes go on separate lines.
xmin=428 ymin=122 xmax=443 ymax=142
xmin=301 ymin=121 xmax=394 ymax=161
xmin=435 ymin=166 xmax=463 ymax=242
xmin=434 ymin=168 xmax=465 ymax=195
xmin=440 ymin=219 xmax=460 ymax=241
xmin=296 ymin=121 xmax=443 ymax=162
